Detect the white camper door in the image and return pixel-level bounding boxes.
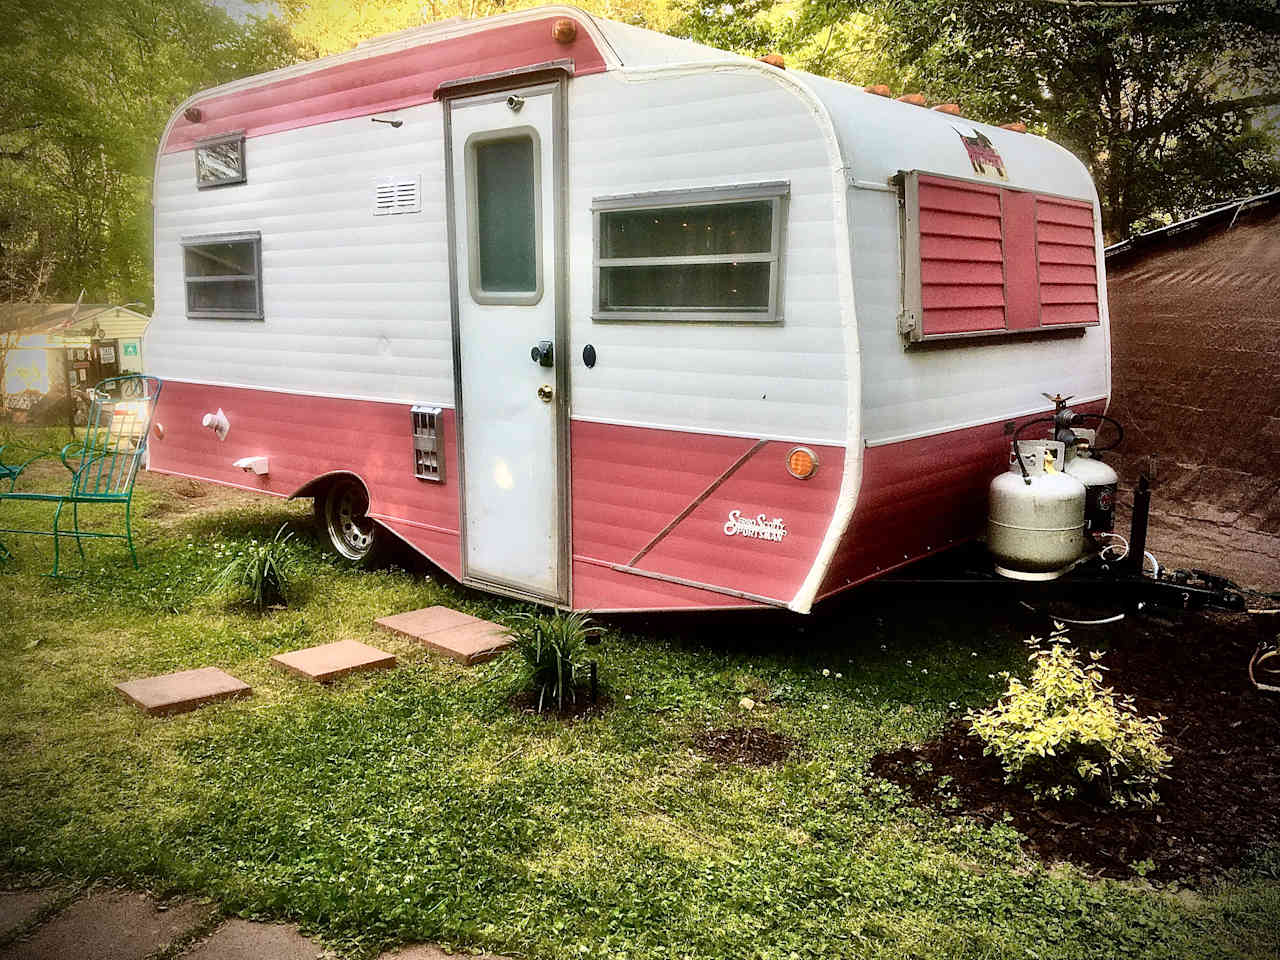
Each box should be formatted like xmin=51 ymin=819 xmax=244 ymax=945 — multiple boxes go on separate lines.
xmin=447 ymin=83 xmax=565 ymax=602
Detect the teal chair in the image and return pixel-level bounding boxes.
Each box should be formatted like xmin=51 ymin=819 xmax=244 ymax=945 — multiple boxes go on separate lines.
xmin=0 ymin=375 xmax=163 ymax=575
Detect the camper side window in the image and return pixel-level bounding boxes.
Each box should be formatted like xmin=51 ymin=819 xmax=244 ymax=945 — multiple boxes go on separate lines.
xmin=592 ymin=183 xmax=787 ymax=323
xmin=194 ymin=131 xmax=246 ymax=188
xmin=181 ymin=233 xmax=263 ymax=321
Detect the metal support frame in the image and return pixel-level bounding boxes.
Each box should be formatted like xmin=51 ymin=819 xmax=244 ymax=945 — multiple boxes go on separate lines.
xmin=882 ymin=476 xmax=1250 ymax=615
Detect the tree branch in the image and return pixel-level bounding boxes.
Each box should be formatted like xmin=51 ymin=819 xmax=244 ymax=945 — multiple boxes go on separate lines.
xmin=1133 ymin=91 xmax=1280 ymax=138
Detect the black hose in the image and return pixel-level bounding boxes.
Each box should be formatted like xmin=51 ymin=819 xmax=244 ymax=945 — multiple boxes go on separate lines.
xmin=1071 ymin=412 xmax=1125 ymax=452
xmin=1009 ymin=417 xmax=1056 ymax=484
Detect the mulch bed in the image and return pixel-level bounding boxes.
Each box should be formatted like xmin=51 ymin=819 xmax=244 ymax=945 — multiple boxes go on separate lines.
xmin=510 ymin=688 xmax=612 ymax=721
xmin=693 ymin=725 xmax=796 ymax=766
xmin=870 ymin=610 xmax=1280 ymax=880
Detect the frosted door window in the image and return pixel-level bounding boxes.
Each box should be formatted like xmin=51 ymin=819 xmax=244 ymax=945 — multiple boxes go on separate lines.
xmin=467 ymin=131 xmax=542 ymax=304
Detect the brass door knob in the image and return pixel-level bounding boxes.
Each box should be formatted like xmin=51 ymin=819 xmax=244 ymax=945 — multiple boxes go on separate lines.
xmin=537 ymin=384 xmax=554 ymax=402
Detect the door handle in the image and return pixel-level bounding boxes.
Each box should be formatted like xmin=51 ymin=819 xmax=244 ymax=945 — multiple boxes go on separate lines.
xmin=537 ymin=384 xmax=554 ymax=403
xmin=530 ymin=340 xmax=553 ymax=367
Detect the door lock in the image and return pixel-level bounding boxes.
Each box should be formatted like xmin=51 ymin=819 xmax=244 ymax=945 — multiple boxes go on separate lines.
xmin=530 ymin=339 xmax=554 ymax=367
xmin=537 ymin=384 xmax=554 ymax=403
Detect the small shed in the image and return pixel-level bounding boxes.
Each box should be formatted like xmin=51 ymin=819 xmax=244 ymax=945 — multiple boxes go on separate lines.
xmin=1 ymin=303 xmax=150 ymax=417
xmin=1105 ymin=191 xmax=1280 ymax=588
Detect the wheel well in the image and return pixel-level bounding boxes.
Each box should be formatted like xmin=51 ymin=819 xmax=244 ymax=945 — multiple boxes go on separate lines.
xmin=289 ymin=470 xmax=369 ymax=503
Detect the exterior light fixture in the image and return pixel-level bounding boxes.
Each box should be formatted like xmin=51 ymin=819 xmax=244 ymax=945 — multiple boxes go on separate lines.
xmin=786 ymin=447 xmax=819 ymax=480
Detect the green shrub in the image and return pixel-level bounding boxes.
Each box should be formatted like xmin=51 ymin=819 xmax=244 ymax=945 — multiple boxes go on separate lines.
xmin=968 ymin=640 xmax=1171 ymax=808
xmin=507 ymin=611 xmax=600 ymax=713
xmin=214 ymin=524 xmax=297 ymax=610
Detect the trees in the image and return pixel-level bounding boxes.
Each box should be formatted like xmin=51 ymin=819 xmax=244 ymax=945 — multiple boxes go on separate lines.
xmin=0 ymin=0 xmax=298 ymax=307
xmin=672 ymin=0 xmax=1280 ymax=239
xmin=280 ymin=0 xmax=677 ymax=57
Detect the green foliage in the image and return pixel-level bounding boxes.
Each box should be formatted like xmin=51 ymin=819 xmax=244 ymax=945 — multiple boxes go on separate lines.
xmin=968 ymin=638 xmax=1171 ymax=809
xmin=0 ymin=0 xmax=299 ymax=305
xmin=767 ymin=0 xmax=1280 ymax=239
xmin=214 ymin=522 xmax=297 ymax=609
xmin=506 ymin=610 xmax=600 ymax=712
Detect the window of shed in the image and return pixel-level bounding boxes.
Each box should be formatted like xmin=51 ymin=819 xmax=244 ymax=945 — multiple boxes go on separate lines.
xmin=593 ymin=185 xmax=786 ymax=323
xmin=194 ymin=132 xmax=246 ymax=188
xmin=182 ymin=233 xmax=262 ymax=320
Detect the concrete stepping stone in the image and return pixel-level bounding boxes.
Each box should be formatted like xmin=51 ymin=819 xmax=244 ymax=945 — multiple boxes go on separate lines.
xmin=0 ymin=890 xmax=57 ymax=939
xmin=270 ymin=639 xmax=396 ymax=683
xmin=375 ymin=606 xmax=512 ymax=665
xmin=115 ymin=667 xmax=251 ymax=717
xmin=0 ymin=890 xmax=207 ymax=960
xmin=180 ymin=919 xmax=333 ymax=959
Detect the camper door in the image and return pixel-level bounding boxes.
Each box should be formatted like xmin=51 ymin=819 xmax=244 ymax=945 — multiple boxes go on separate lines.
xmin=445 ymin=81 xmax=568 ymax=604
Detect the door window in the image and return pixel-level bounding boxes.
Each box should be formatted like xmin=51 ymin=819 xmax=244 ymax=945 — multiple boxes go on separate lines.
xmin=465 ymin=128 xmax=542 ymax=305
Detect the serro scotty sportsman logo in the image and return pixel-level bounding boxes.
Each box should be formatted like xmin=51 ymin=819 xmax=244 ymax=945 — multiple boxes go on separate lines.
xmin=723 ymin=510 xmax=787 ymax=543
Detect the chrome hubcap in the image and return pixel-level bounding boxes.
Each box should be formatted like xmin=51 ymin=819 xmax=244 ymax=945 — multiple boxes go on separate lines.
xmin=325 ymin=482 xmax=374 ymax=560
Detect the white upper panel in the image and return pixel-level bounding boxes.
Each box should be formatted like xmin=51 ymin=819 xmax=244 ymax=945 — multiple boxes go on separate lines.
xmin=788 ymin=72 xmax=1110 ymax=444
xmin=797 ymin=72 xmax=1097 ymax=201
xmin=566 ymin=67 xmax=849 ymax=445
xmin=148 ymin=102 xmax=455 ymax=405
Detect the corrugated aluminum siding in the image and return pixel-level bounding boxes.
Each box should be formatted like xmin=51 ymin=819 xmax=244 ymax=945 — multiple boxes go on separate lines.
xmin=148 ymin=102 xmax=455 ymax=406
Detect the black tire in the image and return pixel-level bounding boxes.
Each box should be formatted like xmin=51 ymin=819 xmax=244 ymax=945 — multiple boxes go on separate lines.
xmin=314 ymin=476 xmax=392 ymax=567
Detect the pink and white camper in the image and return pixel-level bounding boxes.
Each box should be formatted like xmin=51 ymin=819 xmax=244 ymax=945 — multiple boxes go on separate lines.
xmin=145 ymin=6 xmax=1110 ymax=613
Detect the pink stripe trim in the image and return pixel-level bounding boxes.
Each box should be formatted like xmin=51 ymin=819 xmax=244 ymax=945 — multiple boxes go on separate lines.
xmin=164 ymin=18 xmax=605 ymax=153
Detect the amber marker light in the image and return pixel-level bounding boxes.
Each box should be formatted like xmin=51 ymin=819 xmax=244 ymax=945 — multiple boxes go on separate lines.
xmin=786 ymin=446 xmax=819 ymax=480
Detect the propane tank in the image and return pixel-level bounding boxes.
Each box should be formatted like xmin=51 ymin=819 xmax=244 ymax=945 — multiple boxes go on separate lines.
xmin=988 ymin=440 xmax=1087 ymax=580
xmin=1063 ymin=430 xmax=1118 ymax=533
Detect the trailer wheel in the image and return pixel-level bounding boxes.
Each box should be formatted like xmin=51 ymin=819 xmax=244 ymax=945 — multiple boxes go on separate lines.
xmin=315 ymin=477 xmax=387 ymax=565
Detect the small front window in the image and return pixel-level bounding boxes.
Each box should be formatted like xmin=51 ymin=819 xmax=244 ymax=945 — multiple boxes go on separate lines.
xmin=182 ymin=232 xmax=262 ymax=320
xmin=194 ymin=131 xmax=246 ymax=188
xmin=465 ymin=128 xmax=542 ymax=305
xmin=593 ymin=184 xmax=787 ymax=323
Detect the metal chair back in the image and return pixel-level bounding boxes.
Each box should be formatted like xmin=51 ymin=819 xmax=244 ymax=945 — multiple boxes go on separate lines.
xmin=70 ymin=375 xmax=162 ymax=499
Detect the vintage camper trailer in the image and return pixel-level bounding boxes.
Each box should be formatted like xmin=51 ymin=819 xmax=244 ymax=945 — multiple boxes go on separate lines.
xmin=144 ymin=6 xmax=1110 ymax=613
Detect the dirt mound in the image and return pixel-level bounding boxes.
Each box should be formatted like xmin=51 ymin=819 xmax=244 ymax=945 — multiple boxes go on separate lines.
xmin=693 ymin=725 xmax=796 ymax=766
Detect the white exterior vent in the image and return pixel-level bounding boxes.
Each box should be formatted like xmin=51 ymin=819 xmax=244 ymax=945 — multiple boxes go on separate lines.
xmin=373 ymin=175 xmax=421 ymax=216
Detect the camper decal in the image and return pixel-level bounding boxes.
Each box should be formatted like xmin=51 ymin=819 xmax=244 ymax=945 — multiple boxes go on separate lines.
xmin=955 ymin=128 xmax=1008 ymax=181
xmin=723 ymin=511 xmax=788 ymax=543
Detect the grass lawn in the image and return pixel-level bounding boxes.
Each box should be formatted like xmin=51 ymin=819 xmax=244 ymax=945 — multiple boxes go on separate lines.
xmin=1 ymin=425 xmax=1276 ymax=959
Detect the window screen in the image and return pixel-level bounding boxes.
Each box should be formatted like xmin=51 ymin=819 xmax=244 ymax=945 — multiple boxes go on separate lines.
xmin=593 ymin=185 xmax=786 ymax=323
xmin=182 ymin=233 xmax=262 ymax=320
xmin=194 ymin=132 xmax=246 ymax=188
xmin=466 ymin=129 xmax=541 ymax=305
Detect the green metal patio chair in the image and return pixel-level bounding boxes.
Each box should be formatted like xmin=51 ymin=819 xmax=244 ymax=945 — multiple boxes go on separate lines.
xmin=0 ymin=375 xmax=163 ymax=576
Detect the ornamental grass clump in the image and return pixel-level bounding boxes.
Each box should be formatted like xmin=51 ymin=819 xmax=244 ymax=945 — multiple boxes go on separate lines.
xmin=508 ymin=611 xmax=600 ymax=713
xmin=968 ymin=638 xmax=1171 ymax=809
xmin=214 ymin=524 xmax=297 ymax=610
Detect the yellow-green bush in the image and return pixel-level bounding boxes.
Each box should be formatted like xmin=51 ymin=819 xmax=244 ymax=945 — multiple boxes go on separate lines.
xmin=968 ymin=640 xmax=1171 ymax=808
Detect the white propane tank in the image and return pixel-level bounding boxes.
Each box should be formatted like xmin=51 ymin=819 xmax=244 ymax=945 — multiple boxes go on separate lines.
xmin=988 ymin=440 xmax=1087 ymax=580
xmin=1063 ymin=431 xmax=1119 ymax=533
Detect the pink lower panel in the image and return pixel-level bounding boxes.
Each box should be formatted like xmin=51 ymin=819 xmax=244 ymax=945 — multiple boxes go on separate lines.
xmin=147 ymin=381 xmax=462 ymax=577
xmin=817 ymin=401 xmax=1107 ymax=601
xmin=569 ymin=421 xmax=844 ymax=608
xmin=571 ymin=558 xmax=759 ymax=612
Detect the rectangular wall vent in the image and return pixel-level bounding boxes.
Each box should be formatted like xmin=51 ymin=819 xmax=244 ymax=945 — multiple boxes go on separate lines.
xmin=411 ymin=405 xmax=444 ymax=482
xmin=374 ymin=175 xmax=422 ymax=216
